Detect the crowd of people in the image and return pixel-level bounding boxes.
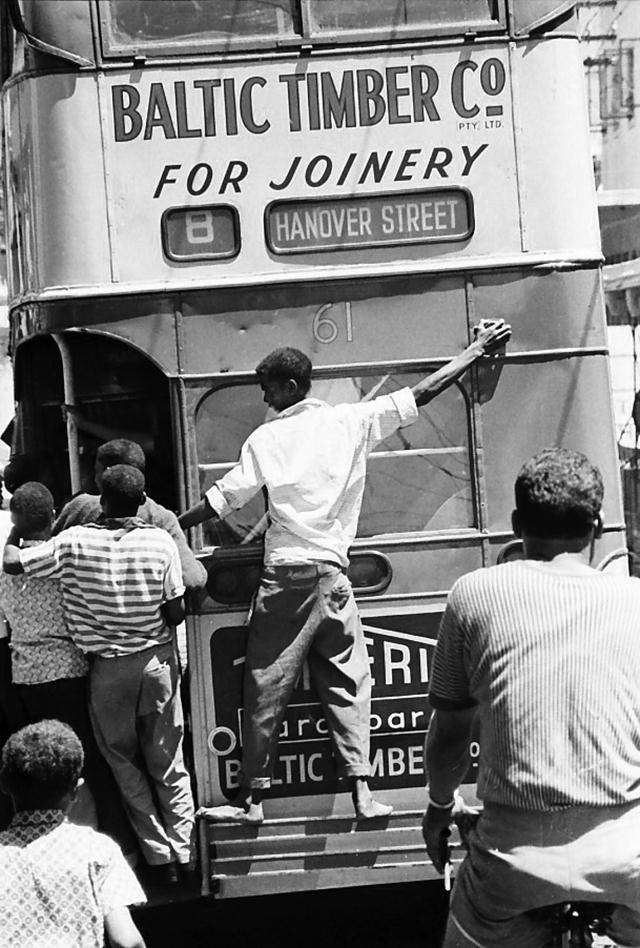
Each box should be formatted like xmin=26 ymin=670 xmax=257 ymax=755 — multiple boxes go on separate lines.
xmin=5 ymin=327 xmax=640 ymax=947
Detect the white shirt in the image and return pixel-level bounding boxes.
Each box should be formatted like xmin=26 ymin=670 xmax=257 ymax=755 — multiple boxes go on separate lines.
xmin=205 ymin=388 xmax=418 ymax=567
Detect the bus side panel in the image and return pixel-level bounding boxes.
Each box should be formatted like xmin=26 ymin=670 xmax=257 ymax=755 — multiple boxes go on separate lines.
xmin=473 ymin=269 xmax=623 ymax=535
xmin=4 ymin=75 xmax=111 ymax=299
xmin=482 ymin=356 xmax=623 ymax=534
xmin=473 ymin=268 xmax=607 ymax=353
xmin=517 ymin=38 xmax=600 ymax=255
xmin=178 ymin=276 xmax=469 ymax=376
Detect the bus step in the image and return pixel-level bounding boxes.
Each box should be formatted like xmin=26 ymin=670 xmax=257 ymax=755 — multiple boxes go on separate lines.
xmin=198 ymin=808 xmax=445 ymax=898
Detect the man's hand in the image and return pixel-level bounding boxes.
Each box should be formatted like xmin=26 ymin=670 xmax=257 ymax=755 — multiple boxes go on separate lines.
xmin=3 ymin=526 xmax=25 ymax=575
xmin=473 ymin=318 xmax=512 ymax=356
xmin=422 ymin=804 xmax=454 ymax=873
xmin=411 ymin=321 xmax=511 ymax=407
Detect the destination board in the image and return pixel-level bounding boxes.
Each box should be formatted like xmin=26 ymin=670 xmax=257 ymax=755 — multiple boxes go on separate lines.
xmin=266 ymin=188 xmax=473 ymax=254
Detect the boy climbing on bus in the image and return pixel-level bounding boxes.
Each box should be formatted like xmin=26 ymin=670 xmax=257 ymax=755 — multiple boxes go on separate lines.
xmin=180 ymin=321 xmax=510 ymax=824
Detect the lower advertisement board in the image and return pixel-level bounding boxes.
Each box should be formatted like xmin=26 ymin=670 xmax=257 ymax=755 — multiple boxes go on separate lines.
xmin=206 ymin=610 xmax=479 ymax=799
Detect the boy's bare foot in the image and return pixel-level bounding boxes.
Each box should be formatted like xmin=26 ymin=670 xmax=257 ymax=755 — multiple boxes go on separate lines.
xmin=244 ymin=801 xmax=264 ymax=823
xmin=196 ymin=792 xmax=265 ymax=824
xmin=352 ymin=777 xmax=393 ymax=820
xmin=354 ymin=798 xmax=394 ymax=820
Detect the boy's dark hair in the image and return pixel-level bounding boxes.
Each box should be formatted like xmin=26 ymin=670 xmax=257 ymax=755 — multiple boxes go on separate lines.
xmin=10 ymin=481 xmax=54 ymax=533
xmin=0 ymin=720 xmax=83 ymax=801
xmin=101 ymin=464 xmax=145 ymax=513
xmin=255 ymin=348 xmax=312 ymax=396
xmin=515 ymin=448 xmax=604 ymax=539
xmin=96 ymin=439 xmax=146 ymax=474
xmin=4 ymin=455 xmax=44 ymax=494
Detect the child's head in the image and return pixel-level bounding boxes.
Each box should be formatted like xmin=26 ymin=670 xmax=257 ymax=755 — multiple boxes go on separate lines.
xmin=95 ymin=439 xmax=146 ymax=490
xmin=100 ymin=464 xmax=145 ymax=518
xmin=9 ymin=481 xmax=55 ymax=539
xmin=255 ymin=348 xmax=313 ymax=411
xmin=0 ymin=720 xmax=84 ymax=812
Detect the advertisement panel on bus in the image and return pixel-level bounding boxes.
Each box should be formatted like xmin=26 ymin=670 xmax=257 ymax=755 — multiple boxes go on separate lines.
xmin=4 ymin=39 xmax=598 ymax=300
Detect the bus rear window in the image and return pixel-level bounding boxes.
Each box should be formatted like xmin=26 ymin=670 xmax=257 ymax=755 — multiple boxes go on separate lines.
xmin=307 ymin=1 xmax=502 ymax=37
xmin=195 ymin=372 xmax=474 ymax=550
xmin=98 ymin=0 xmax=504 ymax=56
xmin=100 ymin=1 xmax=299 ymax=54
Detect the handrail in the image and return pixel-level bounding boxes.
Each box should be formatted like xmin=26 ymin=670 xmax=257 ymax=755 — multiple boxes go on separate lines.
xmin=51 ymin=334 xmax=81 ymax=495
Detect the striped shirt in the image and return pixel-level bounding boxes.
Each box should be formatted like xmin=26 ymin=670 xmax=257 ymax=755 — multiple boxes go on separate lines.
xmin=18 ymin=520 xmax=185 ymax=658
xmin=429 ymin=559 xmax=640 ymax=810
xmin=206 ymin=387 xmax=418 ymax=568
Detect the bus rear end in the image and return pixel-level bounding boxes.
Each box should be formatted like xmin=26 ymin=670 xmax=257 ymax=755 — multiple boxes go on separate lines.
xmin=0 ymin=1 xmax=626 ymax=898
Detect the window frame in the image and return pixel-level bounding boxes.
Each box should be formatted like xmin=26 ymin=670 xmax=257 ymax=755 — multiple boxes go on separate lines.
xmin=193 ymin=368 xmax=478 ymax=550
xmin=95 ymin=0 xmax=507 ymax=61
xmin=299 ymin=0 xmax=507 ymax=47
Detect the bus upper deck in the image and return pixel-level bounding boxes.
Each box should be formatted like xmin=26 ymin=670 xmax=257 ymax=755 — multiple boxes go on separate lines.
xmin=4 ymin=0 xmax=596 ymax=302
xmin=0 ymin=0 xmax=627 ymax=898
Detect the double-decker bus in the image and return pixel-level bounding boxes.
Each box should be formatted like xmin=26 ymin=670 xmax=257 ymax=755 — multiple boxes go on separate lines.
xmin=0 ymin=0 xmax=626 ymax=900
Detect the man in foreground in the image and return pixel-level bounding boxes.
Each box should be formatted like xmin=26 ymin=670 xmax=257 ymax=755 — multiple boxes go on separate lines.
xmin=180 ymin=321 xmax=510 ymax=823
xmin=0 ymin=719 xmax=146 ymax=948
xmin=4 ymin=466 xmax=195 ymax=884
xmin=424 ymin=448 xmax=640 ymax=948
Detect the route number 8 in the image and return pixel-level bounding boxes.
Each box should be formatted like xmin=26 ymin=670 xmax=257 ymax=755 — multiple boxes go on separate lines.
xmin=186 ymin=209 xmax=214 ymax=244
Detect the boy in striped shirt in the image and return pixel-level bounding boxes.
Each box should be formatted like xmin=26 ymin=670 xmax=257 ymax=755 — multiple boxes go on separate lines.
xmin=3 ymin=465 xmax=195 ymax=884
xmin=0 ymin=481 xmax=136 ymax=858
xmin=423 ymin=448 xmax=640 ymax=948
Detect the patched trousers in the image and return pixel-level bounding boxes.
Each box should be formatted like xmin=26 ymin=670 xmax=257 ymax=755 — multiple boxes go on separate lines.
xmin=445 ymin=801 xmax=640 ymax=948
xmin=240 ymin=563 xmax=371 ymax=789
xmin=89 ymin=641 xmax=195 ymax=866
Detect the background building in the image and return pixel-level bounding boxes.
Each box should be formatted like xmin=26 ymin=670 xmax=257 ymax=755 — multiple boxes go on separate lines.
xmin=579 ymin=0 xmax=640 ymax=559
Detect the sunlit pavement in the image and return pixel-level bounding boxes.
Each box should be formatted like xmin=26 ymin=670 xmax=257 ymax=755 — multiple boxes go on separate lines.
xmin=133 ymin=881 xmax=449 ymax=948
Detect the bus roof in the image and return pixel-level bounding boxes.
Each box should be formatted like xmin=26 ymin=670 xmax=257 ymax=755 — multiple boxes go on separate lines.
xmin=9 ymin=1 xmax=577 ymax=68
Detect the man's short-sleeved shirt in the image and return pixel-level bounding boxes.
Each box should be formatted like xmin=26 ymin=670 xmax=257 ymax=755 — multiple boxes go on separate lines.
xmin=53 ymin=494 xmax=207 ymax=590
xmin=0 ymin=541 xmax=87 ymax=685
xmin=18 ymin=520 xmax=185 ymax=657
xmin=205 ymin=388 xmax=418 ymax=567
xmin=429 ymin=560 xmax=640 ymax=810
xmin=0 ymin=809 xmax=146 ymax=947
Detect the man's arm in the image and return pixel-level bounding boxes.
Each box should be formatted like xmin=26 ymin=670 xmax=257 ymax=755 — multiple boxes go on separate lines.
xmin=422 ymin=706 xmax=476 ymax=871
xmin=3 ymin=526 xmax=24 ymax=574
xmin=4 ymin=529 xmax=65 ymax=577
xmin=161 ymin=595 xmax=185 ymax=627
xmin=104 ymin=906 xmax=146 ymax=948
xmin=179 ymin=438 xmax=265 ymax=530
xmin=411 ymin=319 xmax=511 ymax=407
xmin=159 ymin=536 xmax=186 ymax=627
xmin=178 ymin=497 xmax=219 ymax=531
xmin=148 ymin=505 xmax=207 ymax=589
